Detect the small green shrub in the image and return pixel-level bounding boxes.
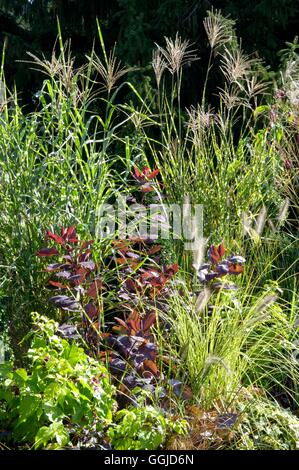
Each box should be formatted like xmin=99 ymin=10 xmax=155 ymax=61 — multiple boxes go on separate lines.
xmin=0 ymin=313 xmax=116 ymax=449
xmin=108 ymin=393 xmax=188 ymax=450
xmin=236 ymin=397 xmax=299 ymax=450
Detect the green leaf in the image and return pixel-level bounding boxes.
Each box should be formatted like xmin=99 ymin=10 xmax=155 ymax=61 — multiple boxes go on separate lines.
xmin=34 ymin=421 xmax=69 ymax=449
xmin=18 ymin=395 xmax=41 ymax=420
xmin=14 ymin=368 xmax=28 ymax=383
xmin=254 ymin=105 xmax=270 ymax=119
xmin=43 ymin=401 xmax=65 ymax=422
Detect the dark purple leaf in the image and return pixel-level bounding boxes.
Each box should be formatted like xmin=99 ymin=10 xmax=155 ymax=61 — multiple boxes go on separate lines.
xmin=169 ymin=379 xmax=193 ymax=400
xmin=78 ymin=250 xmax=92 ymax=263
xmin=110 ymin=358 xmax=127 ymax=374
xmin=205 ymin=272 xmax=218 ymax=282
xmin=126 ymin=252 xmax=140 ymax=260
xmin=49 ymin=295 xmax=80 ymax=311
xmin=115 ymin=335 xmax=135 ymax=356
xmin=44 ymin=263 xmax=61 ymax=272
xmin=198 ymin=263 xmax=210 ymax=270
xmin=126 ymin=195 xmax=137 ymax=203
xmin=68 ymin=274 xmax=84 ymax=284
xmin=216 ymin=263 xmax=229 ymax=275
xmin=87 ymin=279 xmax=103 ymax=298
xmin=55 ymin=271 xmax=71 ymax=279
xmin=84 ymin=302 xmax=99 ymax=320
xmin=138 ymin=342 xmax=157 ymax=361
xmin=123 ymin=373 xmax=139 ymax=390
xmin=228 ymin=255 xmax=246 ymax=264
xmin=36 ymin=247 xmax=59 ymax=257
xmin=124 ymin=278 xmax=138 ymax=293
xmin=57 ymin=324 xmax=80 ymax=340
xmin=217 ymin=413 xmax=238 ymax=429
xmin=118 ymin=291 xmax=135 ymax=302
xmin=198 ymin=269 xmax=208 ymax=282
xmin=79 ymin=261 xmax=96 ymax=270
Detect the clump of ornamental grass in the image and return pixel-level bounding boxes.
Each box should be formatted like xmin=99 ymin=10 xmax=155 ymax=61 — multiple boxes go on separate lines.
xmin=125 ymin=10 xmax=283 ymax=268
xmin=156 ymin=242 xmax=299 ymax=412
xmin=0 ymin=25 xmax=137 ymax=361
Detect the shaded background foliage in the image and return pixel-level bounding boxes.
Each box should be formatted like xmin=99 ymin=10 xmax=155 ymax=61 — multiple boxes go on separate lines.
xmin=0 ymin=0 xmax=298 ymax=106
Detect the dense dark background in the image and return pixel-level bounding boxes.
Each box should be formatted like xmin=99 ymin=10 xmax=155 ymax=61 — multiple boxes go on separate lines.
xmin=0 ymin=0 xmax=298 ymax=105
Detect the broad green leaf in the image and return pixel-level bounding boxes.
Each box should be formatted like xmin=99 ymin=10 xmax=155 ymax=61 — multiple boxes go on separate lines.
xmin=14 ymin=368 xmax=28 ymax=383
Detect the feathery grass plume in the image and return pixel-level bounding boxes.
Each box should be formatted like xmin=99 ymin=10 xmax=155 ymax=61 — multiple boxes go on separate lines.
xmin=25 ymin=46 xmax=63 ymax=79
xmin=152 ymin=48 xmax=167 ymax=88
xmin=277 ymin=197 xmax=290 ymax=225
xmin=255 ymin=205 xmax=267 ymax=237
xmin=156 ymin=33 xmax=198 ymax=75
xmin=243 ymin=75 xmax=271 ymax=102
xmin=243 ymin=206 xmax=268 ymax=243
xmin=168 ymin=138 xmax=179 ymax=162
xmin=241 ymin=211 xmax=253 ymax=237
xmin=220 ymin=46 xmax=257 ymax=83
xmin=128 ymin=109 xmax=157 ymax=131
xmin=26 ymin=41 xmax=81 ymax=92
xmin=246 ymin=294 xmax=279 ymax=326
xmin=55 ymin=41 xmax=76 ymax=92
xmin=213 ymin=110 xmax=234 ymax=135
xmin=255 ymin=294 xmax=278 ymax=315
xmin=203 ymin=9 xmax=235 ymax=51
xmin=218 ymin=83 xmax=244 ymax=110
xmin=202 ymin=355 xmax=233 ymax=377
xmin=90 ymin=45 xmax=134 ymax=93
xmin=195 ymin=288 xmax=211 ymax=313
xmin=25 ymin=41 xmax=91 ymax=106
xmin=186 ymin=104 xmax=214 ymax=143
xmin=192 ymin=237 xmax=206 ymax=271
